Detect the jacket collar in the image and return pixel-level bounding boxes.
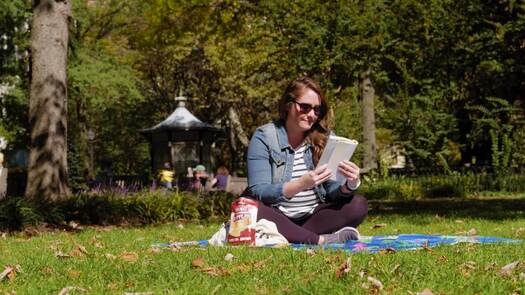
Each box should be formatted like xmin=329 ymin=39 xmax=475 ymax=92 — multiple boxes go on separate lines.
xmin=274 ymin=120 xmax=312 ymax=151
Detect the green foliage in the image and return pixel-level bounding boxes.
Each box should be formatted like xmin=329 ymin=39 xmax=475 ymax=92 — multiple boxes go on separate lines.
xmin=360 ymin=172 xmax=525 ymax=201
xmin=0 ymin=190 xmax=237 ymax=231
xmin=3 ymin=0 xmax=525 ymax=179
xmin=0 ymin=196 xmax=63 ymax=230
xmin=0 ymin=1 xmax=30 ymax=148
xmin=67 ymin=137 xmax=88 ymax=192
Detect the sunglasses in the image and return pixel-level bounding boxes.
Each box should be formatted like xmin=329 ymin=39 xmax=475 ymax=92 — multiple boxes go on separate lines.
xmin=292 ymin=100 xmax=323 ymax=117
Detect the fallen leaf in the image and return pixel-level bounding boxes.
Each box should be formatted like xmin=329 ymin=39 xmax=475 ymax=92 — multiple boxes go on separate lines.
xmin=177 ymin=224 xmax=185 ymax=229
xmin=224 ymin=253 xmax=234 ymax=261
xmin=459 ymin=261 xmax=477 ymax=277
xmin=169 ymin=246 xmax=183 ymax=252
xmin=235 ymin=263 xmax=252 ymax=273
xmin=104 ymin=253 xmax=116 ymax=260
xmin=149 ymin=247 xmax=161 ymax=254
xmin=119 ymin=252 xmax=139 ymax=262
xmin=253 ymin=257 xmax=271 ymax=268
xmin=367 ymin=276 xmax=383 ymax=290
xmin=335 ymin=257 xmax=351 ymax=278
xmin=306 ymin=248 xmax=316 ymax=256
xmin=466 ymin=228 xmax=477 ymax=236
xmin=437 ymin=256 xmax=449 ymax=263
xmin=191 ymin=257 xmax=205 ymax=268
xmin=455 ymin=219 xmax=464 ymax=224
xmin=68 ymin=221 xmax=80 ymax=230
xmin=359 ymin=270 xmax=366 ymax=278
xmin=90 ymin=236 xmax=104 ymax=248
xmin=421 ymin=244 xmax=435 ymax=254
xmin=57 ymin=286 xmax=87 ymax=295
xmin=211 ymin=284 xmax=222 ymax=295
xmin=0 ymin=266 xmax=14 ymax=282
xmin=500 ymin=261 xmax=520 ymax=277
xmin=69 ymin=247 xmax=86 ymax=257
xmin=123 ymin=293 xmax=153 ymax=295
xmin=390 ymin=264 xmax=401 ymax=274
xmin=201 ymin=267 xmax=230 ymax=277
xmin=41 ymin=266 xmax=54 ymax=274
xmin=54 ymin=250 xmax=71 ymax=259
xmin=417 ymin=288 xmax=434 ymax=295
xmin=519 ymin=272 xmax=525 ymax=281
xmin=484 ymin=262 xmax=497 ymax=271
xmin=95 ymin=226 xmax=115 ymax=232
xmin=67 ymin=270 xmax=81 ymax=278
xmin=379 ymin=248 xmax=396 ymax=255
xmin=372 ymin=223 xmax=387 ymax=229
xmin=75 ymin=243 xmax=89 ymax=255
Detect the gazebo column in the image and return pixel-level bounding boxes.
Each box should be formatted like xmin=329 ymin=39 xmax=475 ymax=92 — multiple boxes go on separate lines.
xmin=198 ymin=131 xmax=204 ymax=166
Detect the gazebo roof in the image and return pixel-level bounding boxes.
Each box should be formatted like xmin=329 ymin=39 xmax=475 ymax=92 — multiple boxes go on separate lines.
xmin=141 ymin=97 xmax=221 ymax=134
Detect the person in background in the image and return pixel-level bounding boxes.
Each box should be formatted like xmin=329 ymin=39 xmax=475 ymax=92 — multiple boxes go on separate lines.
xmin=246 ymin=76 xmax=368 ymax=245
xmin=192 ymin=164 xmax=209 ymax=190
xmin=211 ymin=165 xmax=230 ymax=190
xmin=158 ymin=162 xmax=175 ymax=190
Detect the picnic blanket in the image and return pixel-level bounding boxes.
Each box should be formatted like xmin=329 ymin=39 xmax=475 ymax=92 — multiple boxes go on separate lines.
xmin=155 ymin=234 xmax=521 ymax=253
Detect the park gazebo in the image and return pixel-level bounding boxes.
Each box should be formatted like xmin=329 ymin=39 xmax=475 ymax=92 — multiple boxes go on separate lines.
xmin=141 ymin=96 xmax=222 ymax=180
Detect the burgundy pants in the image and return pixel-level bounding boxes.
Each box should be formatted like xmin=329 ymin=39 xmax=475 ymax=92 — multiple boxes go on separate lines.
xmin=256 ymin=195 xmax=368 ymax=244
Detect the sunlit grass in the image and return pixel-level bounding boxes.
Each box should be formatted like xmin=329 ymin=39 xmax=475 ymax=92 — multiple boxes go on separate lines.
xmin=1 ymin=196 xmax=524 ymax=294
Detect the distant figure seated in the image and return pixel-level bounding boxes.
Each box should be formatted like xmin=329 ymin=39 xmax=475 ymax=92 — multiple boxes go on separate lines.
xmin=211 ymin=165 xmax=230 ymax=191
xmin=192 ymin=164 xmax=208 ymax=190
xmin=158 ymin=162 xmax=175 ymax=189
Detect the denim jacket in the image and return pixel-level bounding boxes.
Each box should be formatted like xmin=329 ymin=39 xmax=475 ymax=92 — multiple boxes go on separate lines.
xmin=247 ymin=121 xmax=353 ymax=205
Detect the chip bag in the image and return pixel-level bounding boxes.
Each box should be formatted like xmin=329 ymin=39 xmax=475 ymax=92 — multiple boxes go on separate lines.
xmin=227 ymin=197 xmax=258 ymax=245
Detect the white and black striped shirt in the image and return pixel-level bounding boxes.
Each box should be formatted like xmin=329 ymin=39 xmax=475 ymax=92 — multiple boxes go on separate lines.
xmin=278 ymin=144 xmax=319 ymax=219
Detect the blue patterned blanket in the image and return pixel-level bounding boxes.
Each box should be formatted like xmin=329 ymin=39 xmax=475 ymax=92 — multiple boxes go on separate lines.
xmin=155 ymin=234 xmax=521 ymax=253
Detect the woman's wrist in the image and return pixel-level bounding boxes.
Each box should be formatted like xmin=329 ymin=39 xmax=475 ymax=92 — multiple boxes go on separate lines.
xmin=345 ymin=179 xmax=361 ymax=191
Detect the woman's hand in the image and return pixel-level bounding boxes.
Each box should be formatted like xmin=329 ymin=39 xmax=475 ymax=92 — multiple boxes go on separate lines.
xmin=338 ymin=160 xmax=360 ymax=190
xmin=283 ymin=164 xmax=333 ymax=199
xmin=299 ymin=164 xmax=333 ymax=189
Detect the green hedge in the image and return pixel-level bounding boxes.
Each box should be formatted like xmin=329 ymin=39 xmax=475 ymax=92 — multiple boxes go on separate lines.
xmin=360 ymin=173 xmax=525 ymax=200
xmin=0 ymin=190 xmax=236 ymax=231
xmin=3 ymin=173 xmax=525 ymax=231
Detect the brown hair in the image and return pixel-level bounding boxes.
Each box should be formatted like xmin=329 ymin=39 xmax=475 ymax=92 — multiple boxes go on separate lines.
xmin=216 ymin=166 xmax=229 ymax=176
xmin=278 ymin=76 xmax=331 ymax=164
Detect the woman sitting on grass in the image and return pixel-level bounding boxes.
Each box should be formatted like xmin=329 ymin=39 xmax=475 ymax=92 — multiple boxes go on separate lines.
xmin=247 ymin=76 xmax=368 ymax=244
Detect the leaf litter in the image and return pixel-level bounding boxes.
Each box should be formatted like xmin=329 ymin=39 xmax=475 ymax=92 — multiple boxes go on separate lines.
xmin=335 ymin=256 xmax=352 ymax=278
xmin=191 ymin=257 xmax=230 ymax=277
xmin=0 ymin=265 xmax=21 ymax=282
xmin=57 ymin=286 xmax=87 ymax=295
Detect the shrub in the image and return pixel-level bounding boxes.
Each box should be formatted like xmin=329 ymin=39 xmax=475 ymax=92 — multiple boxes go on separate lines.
xmin=0 ymin=189 xmax=238 ymax=231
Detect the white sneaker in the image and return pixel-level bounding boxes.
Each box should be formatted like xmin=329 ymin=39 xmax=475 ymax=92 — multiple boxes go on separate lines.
xmin=320 ymin=226 xmax=360 ymax=244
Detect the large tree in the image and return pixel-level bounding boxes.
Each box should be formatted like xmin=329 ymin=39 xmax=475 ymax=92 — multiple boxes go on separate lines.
xmin=26 ymin=0 xmax=71 ymax=200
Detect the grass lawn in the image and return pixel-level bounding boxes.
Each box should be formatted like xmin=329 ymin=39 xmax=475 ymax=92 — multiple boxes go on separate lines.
xmin=1 ymin=194 xmax=524 ymax=294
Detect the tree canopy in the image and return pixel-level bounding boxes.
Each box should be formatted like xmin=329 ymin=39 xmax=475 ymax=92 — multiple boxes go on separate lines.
xmin=2 ymin=0 xmax=524 ymax=188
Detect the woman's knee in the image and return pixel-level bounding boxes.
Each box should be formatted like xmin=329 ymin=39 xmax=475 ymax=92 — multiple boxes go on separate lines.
xmin=353 ymin=194 xmax=368 ymax=208
xmin=350 ymin=194 xmax=369 ymax=218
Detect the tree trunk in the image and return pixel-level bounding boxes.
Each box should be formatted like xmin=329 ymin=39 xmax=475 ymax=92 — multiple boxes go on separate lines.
xmin=26 ymin=0 xmax=71 ymax=200
xmin=359 ymin=69 xmax=378 ymax=172
xmin=228 ymin=106 xmax=249 ymax=175
xmin=228 ymin=106 xmax=250 ymax=147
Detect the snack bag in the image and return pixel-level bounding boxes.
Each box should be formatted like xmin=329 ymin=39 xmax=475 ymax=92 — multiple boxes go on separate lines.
xmin=227 ymin=197 xmax=258 ymax=245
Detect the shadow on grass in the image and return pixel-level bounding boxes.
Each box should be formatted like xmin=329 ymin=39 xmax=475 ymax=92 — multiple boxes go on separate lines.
xmin=369 ymin=197 xmax=525 ymax=220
